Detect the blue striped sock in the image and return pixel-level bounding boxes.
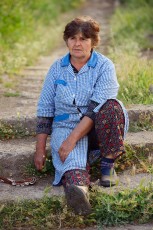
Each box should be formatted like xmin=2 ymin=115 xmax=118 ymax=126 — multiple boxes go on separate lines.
xmin=101 ymin=157 xmax=115 ymax=176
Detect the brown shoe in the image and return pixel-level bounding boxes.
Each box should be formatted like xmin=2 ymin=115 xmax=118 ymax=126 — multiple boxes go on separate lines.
xmin=65 ymin=185 xmax=91 ymax=216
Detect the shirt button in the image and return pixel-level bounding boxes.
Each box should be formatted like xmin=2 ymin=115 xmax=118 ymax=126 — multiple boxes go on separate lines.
xmin=72 ymin=94 xmax=75 ymax=98
xmin=74 ymin=77 xmax=76 ymax=80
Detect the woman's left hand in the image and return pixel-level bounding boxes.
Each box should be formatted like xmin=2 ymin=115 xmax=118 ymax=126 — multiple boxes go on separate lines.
xmin=58 ymin=137 xmax=76 ymax=162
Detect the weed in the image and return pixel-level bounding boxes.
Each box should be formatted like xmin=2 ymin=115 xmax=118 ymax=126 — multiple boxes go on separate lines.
xmin=4 ymin=92 xmax=20 ymax=97
xmin=129 ymin=112 xmax=153 ymax=132
xmin=90 ymin=182 xmax=153 ymax=226
xmin=25 ymin=155 xmax=55 ymax=177
xmin=115 ymin=144 xmax=153 ymax=174
xmin=109 ymin=0 xmax=153 ymax=105
xmin=0 ymin=120 xmax=35 ymax=140
xmin=3 ymin=82 xmax=14 ymax=88
xmin=0 ymin=182 xmax=153 ymax=229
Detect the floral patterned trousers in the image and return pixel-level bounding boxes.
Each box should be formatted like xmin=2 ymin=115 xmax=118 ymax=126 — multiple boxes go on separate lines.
xmin=62 ymin=99 xmax=125 ymax=187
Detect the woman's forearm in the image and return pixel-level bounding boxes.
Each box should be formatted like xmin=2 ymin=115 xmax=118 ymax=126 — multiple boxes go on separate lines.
xmin=36 ymin=133 xmax=48 ymax=152
xmin=69 ymin=116 xmax=94 ymax=143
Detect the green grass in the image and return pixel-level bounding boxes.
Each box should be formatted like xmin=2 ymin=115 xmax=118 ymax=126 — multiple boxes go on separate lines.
xmin=0 ymin=182 xmax=153 ymax=229
xmin=109 ymin=0 xmax=153 ymax=105
xmin=3 ymin=92 xmax=20 ymax=97
xmin=0 ymin=0 xmax=84 ymax=75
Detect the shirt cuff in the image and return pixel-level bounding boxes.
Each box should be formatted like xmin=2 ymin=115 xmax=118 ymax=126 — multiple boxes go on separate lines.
xmin=84 ymin=100 xmax=99 ymax=121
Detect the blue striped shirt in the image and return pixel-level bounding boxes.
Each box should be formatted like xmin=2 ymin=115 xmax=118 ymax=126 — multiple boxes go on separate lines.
xmin=37 ymin=50 xmax=129 ymax=185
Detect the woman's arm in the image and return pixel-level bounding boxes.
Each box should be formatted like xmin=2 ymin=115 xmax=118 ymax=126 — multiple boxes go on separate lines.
xmin=58 ymin=116 xmax=94 ymax=162
xmin=34 ymin=117 xmax=53 ymax=171
xmin=34 ymin=133 xmax=48 ymax=171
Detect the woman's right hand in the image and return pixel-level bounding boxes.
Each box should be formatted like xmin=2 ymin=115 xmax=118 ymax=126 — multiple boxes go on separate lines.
xmin=34 ymin=149 xmax=46 ymax=171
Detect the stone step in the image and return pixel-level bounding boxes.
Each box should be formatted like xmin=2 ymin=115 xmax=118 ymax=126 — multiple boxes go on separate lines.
xmin=0 ymin=105 xmax=153 ymax=138
xmin=0 ymin=133 xmax=152 ymax=203
xmin=0 ymin=176 xmax=64 ymax=202
xmin=126 ymin=131 xmax=153 ymax=149
xmin=0 ymin=131 xmax=153 ymax=179
xmin=0 ymin=137 xmax=37 ymax=178
xmin=127 ymin=104 xmax=153 ymax=122
xmin=0 ymin=137 xmax=51 ymax=178
xmin=0 ymin=170 xmax=152 ymax=203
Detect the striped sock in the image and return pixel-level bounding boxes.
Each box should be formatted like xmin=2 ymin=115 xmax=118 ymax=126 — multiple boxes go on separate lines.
xmin=101 ymin=157 xmax=115 ymax=176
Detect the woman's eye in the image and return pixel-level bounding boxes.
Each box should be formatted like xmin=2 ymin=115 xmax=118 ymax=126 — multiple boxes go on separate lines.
xmin=82 ymin=37 xmax=87 ymax=41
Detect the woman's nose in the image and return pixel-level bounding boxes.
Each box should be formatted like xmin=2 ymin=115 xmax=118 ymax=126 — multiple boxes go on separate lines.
xmin=75 ymin=39 xmax=81 ymax=46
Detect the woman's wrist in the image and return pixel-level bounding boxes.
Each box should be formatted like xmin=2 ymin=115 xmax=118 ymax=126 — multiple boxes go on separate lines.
xmin=67 ymin=134 xmax=77 ymax=145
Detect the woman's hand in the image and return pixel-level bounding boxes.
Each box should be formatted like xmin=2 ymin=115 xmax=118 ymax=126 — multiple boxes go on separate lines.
xmin=58 ymin=116 xmax=93 ymax=162
xmin=58 ymin=137 xmax=76 ymax=162
xmin=34 ymin=133 xmax=48 ymax=171
xmin=34 ymin=149 xmax=46 ymax=171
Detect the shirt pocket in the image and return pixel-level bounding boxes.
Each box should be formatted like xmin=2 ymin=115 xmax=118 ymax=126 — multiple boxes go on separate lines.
xmin=76 ymin=87 xmax=93 ymax=106
xmin=54 ymin=79 xmax=67 ymax=101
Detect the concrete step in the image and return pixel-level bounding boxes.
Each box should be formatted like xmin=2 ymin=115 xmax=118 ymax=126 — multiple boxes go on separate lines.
xmin=0 ymin=176 xmax=64 ymax=202
xmin=126 ymin=131 xmax=153 ymax=149
xmin=0 ymin=131 xmax=153 ymax=178
xmin=0 ymin=132 xmax=152 ymax=203
xmin=0 ymin=170 xmax=152 ymax=203
xmin=0 ymin=137 xmax=37 ymax=178
xmin=127 ymin=104 xmax=153 ymax=122
xmin=0 ymin=105 xmax=153 ymax=138
xmin=0 ymin=137 xmax=50 ymax=178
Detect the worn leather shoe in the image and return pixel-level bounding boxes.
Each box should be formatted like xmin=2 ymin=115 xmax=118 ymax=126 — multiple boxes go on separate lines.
xmin=65 ymin=185 xmax=91 ymax=216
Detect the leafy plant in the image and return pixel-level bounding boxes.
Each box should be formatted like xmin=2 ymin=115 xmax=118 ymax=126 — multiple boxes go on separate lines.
xmin=0 ymin=0 xmax=84 ymax=75
xmin=109 ymin=0 xmax=153 ymax=105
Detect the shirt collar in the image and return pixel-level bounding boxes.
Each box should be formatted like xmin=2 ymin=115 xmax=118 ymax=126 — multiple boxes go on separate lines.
xmin=61 ymin=50 xmax=98 ymax=68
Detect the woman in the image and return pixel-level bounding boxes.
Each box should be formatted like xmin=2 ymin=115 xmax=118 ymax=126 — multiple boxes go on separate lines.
xmin=34 ymin=16 xmax=129 ymax=216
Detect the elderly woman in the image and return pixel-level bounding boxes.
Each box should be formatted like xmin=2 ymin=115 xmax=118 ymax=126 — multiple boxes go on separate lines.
xmin=34 ymin=16 xmax=129 ymax=215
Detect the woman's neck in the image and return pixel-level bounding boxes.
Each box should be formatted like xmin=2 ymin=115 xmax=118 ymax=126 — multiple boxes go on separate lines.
xmin=70 ymin=56 xmax=90 ymax=71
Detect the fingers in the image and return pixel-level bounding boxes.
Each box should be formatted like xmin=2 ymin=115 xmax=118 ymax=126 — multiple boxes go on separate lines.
xmin=58 ymin=150 xmax=66 ymax=162
xmin=34 ymin=153 xmax=46 ymax=171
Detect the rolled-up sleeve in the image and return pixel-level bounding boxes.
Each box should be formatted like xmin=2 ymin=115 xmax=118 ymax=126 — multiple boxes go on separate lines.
xmin=37 ymin=62 xmax=57 ymax=117
xmin=36 ymin=117 xmax=53 ymax=135
xmin=90 ymin=60 xmax=119 ymax=112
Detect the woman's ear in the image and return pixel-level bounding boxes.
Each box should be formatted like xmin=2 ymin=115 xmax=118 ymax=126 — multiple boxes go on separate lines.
xmin=65 ymin=40 xmax=68 ymax=47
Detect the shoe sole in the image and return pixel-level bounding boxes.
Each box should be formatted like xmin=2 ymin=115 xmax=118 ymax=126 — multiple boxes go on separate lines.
xmin=100 ymin=180 xmax=116 ymax=187
xmin=65 ymin=185 xmax=91 ymax=216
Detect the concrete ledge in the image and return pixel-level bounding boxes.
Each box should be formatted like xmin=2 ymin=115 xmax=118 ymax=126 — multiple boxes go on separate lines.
xmin=0 ymin=116 xmax=37 ymax=136
xmin=0 ymin=131 xmax=153 ymax=178
xmin=0 ymin=105 xmax=153 ymax=137
xmin=127 ymin=104 xmax=153 ymax=122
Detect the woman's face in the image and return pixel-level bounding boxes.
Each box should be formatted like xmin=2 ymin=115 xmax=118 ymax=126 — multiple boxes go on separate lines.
xmin=66 ymin=32 xmax=93 ymax=61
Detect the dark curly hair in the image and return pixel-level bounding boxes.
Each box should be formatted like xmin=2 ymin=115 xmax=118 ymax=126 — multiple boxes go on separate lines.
xmin=63 ymin=16 xmax=100 ymax=48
